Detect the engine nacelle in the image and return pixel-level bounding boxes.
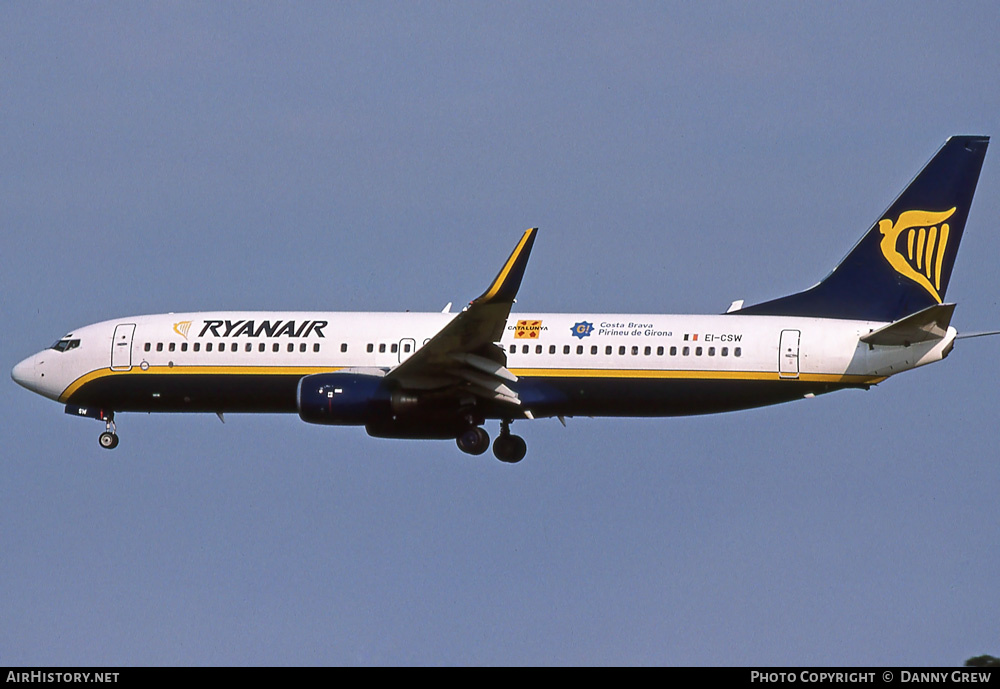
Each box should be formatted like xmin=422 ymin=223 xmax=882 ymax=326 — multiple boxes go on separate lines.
xmin=297 ymin=371 xmax=481 ymax=437
xmin=297 ymin=372 xmax=388 ymax=425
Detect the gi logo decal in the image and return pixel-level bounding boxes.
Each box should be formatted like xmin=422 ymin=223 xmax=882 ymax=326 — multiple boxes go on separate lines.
xmin=515 ymin=320 xmax=544 ymax=339
xmin=571 ymin=321 xmax=594 ymax=339
xmin=878 ymin=207 xmax=956 ymax=303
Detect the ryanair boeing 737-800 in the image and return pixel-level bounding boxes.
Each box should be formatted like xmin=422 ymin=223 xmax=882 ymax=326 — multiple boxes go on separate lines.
xmin=11 ymin=136 xmax=991 ymax=462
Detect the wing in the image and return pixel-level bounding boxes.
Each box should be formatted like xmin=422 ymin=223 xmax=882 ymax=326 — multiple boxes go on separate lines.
xmin=385 ymin=228 xmax=537 ymax=414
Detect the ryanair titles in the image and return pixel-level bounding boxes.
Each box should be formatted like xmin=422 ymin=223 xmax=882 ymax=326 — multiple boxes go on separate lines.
xmin=197 ymin=319 xmax=327 ymax=339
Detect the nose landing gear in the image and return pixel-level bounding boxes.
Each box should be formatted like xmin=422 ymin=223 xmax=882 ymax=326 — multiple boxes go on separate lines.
xmin=64 ymin=405 xmax=121 ymax=450
xmin=98 ymin=414 xmax=119 ymax=450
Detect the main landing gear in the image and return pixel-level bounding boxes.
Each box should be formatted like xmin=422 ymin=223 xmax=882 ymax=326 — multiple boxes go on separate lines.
xmin=456 ymin=420 xmax=527 ymax=463
xmin=456 ymin=426 xmax=490 ymax=456
xmin=98 ymin=413 xmax=119 ymax=450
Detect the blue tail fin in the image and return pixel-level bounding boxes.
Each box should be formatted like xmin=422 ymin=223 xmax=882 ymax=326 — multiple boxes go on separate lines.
xmin=737 ymin=136 xmax=989 ymax=322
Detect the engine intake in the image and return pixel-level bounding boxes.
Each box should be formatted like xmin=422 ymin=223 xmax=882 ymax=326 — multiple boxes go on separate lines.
xmin=297 ymin=372 xmax=388 ymax=425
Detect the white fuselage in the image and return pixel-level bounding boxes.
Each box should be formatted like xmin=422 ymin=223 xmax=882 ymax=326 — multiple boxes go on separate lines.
xmin=12 ymin=310 xmax=955 ymax=417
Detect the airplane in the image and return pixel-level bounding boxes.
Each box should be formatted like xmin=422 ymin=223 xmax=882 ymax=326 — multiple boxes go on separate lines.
xmin=11 ymin=136 xmax=991 ymax=463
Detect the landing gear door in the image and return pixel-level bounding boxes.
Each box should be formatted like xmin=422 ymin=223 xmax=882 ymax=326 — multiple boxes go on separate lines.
xmin=111 ymin=324 xmax=136 ymax=371
xmin=779 ymin=329 xmax=800 ymax=379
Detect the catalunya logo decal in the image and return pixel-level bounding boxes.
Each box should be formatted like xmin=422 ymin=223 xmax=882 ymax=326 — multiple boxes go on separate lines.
xmin=878 ymin=207 xmax=956 ymax=303
xmin=514 ymin=320 xmax=544 ymax=339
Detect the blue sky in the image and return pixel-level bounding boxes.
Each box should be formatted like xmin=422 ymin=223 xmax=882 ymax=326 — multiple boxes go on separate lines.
xmin=3 ymin=2 xmax=999 ymax=665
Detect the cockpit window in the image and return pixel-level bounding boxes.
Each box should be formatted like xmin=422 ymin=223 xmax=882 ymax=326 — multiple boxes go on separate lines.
xmin=49 ymin=339 xmax=80 ymax=352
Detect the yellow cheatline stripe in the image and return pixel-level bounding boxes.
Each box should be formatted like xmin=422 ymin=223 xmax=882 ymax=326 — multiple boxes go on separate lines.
xmin=480 ymin=228 xmax=536 ymax=302
xmin=58 ymin=362 xmax=886 ymax=404
xmin=509 ymin=367 xmax=886 ymax=384
xmin=59 ymin=365 xmax=344 ymax=403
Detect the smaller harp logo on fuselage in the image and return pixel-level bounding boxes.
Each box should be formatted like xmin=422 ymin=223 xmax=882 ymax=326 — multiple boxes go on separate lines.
xmin=878 ymin=207 xmax=956 ymax=303
xmin=173 ymin=320 xmax=192 ymax=339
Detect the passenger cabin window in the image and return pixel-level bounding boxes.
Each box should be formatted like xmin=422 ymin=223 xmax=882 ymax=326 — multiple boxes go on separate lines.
xmin=591 ymin=346 xmax=597 ymax=355
xmin=379 ymin=344 xmax=386 ymax=353
xmin=231 ymin=343 xmax=238 ymax=352
xmin=619 ymin=346 xmax=625 ymax=355
xmin=670 ymin=346 xmax=677 ymax=356
xmin=657 ymin=346 xmax=664 ymax=355
xmin=156 ymin=343 xmax=163 ymax=352
xmin=367 ymin=344 xmax=374 ymax=353
xmin=206 ymin=343 xmax=213 ymax=352
xmin=259 ymin=343 xmax=265 ymax=352
xmin=273 ymin=343 xmax=279 ymax=353
xmin=288 ymin=343 xmax=294 ymax=353
xmin=576 ymin=345 xmax=583 ymax=354
xmin=708 ymin=347 xmax=715 ymax=356
xmin=300 ymin=343 xmax=307 ymax=353
xmin=169 ymin=343 xmax=176 ymax=352
xmin=391 ymin=343 xmax=398 ymax=353
xmin=181 ymin=343 xmax=188 ymax=352
xmin=536 ymin=345 xmax=542 ymax=354
xmin=734 ymin=347 xmax=742 ymax=357
xmin=682 ymin=346 xmax=689 ymax=356
xmin=605 ymin=346 xmax=612 ymax=355
xmin=695 ymin=347 xmax=702 ymax=356
xmin=563 ymin=345 xmax=570 ymax=355
xmin=341 ymin=343 xmax=348 ymax=353
xmin=193 ymin=343 xmax=200 ymax=352
xmin=144 ymin=343 xmax=151 ymax=352
xmin=721 ymin=347 xmax=728 ymax=356
xmin=313 ymin=343 xmax=320 ymax=353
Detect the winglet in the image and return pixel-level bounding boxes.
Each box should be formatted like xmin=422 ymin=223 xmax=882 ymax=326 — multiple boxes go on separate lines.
xmin=475 ymin=228 xmax=538 ymax=305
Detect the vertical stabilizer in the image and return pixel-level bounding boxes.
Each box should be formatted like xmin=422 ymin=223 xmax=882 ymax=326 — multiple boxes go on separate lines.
xmin=737 ymin=136 xmax=988 ymax=322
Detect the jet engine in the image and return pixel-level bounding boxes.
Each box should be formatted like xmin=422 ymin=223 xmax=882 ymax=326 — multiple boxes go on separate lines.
xmin=296 ymin=372 xmax=388 ymax=425
xmin=296 ymin=371 xmax=475 ymax=438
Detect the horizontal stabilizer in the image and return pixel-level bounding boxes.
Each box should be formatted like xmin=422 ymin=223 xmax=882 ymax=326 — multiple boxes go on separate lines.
xmin=860 ymin=303 xmax=955 ymax=346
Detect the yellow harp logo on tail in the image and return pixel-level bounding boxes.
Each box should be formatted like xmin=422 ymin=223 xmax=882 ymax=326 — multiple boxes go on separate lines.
xmin=878 ymin=207 xmax=956 ymax=303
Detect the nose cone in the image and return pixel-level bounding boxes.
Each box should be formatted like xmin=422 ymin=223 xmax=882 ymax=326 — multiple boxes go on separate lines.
xmin=12 ymin=355 xmax=35 ymax=390
xmin=10 ymin=354 xmax=41 ymax=394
